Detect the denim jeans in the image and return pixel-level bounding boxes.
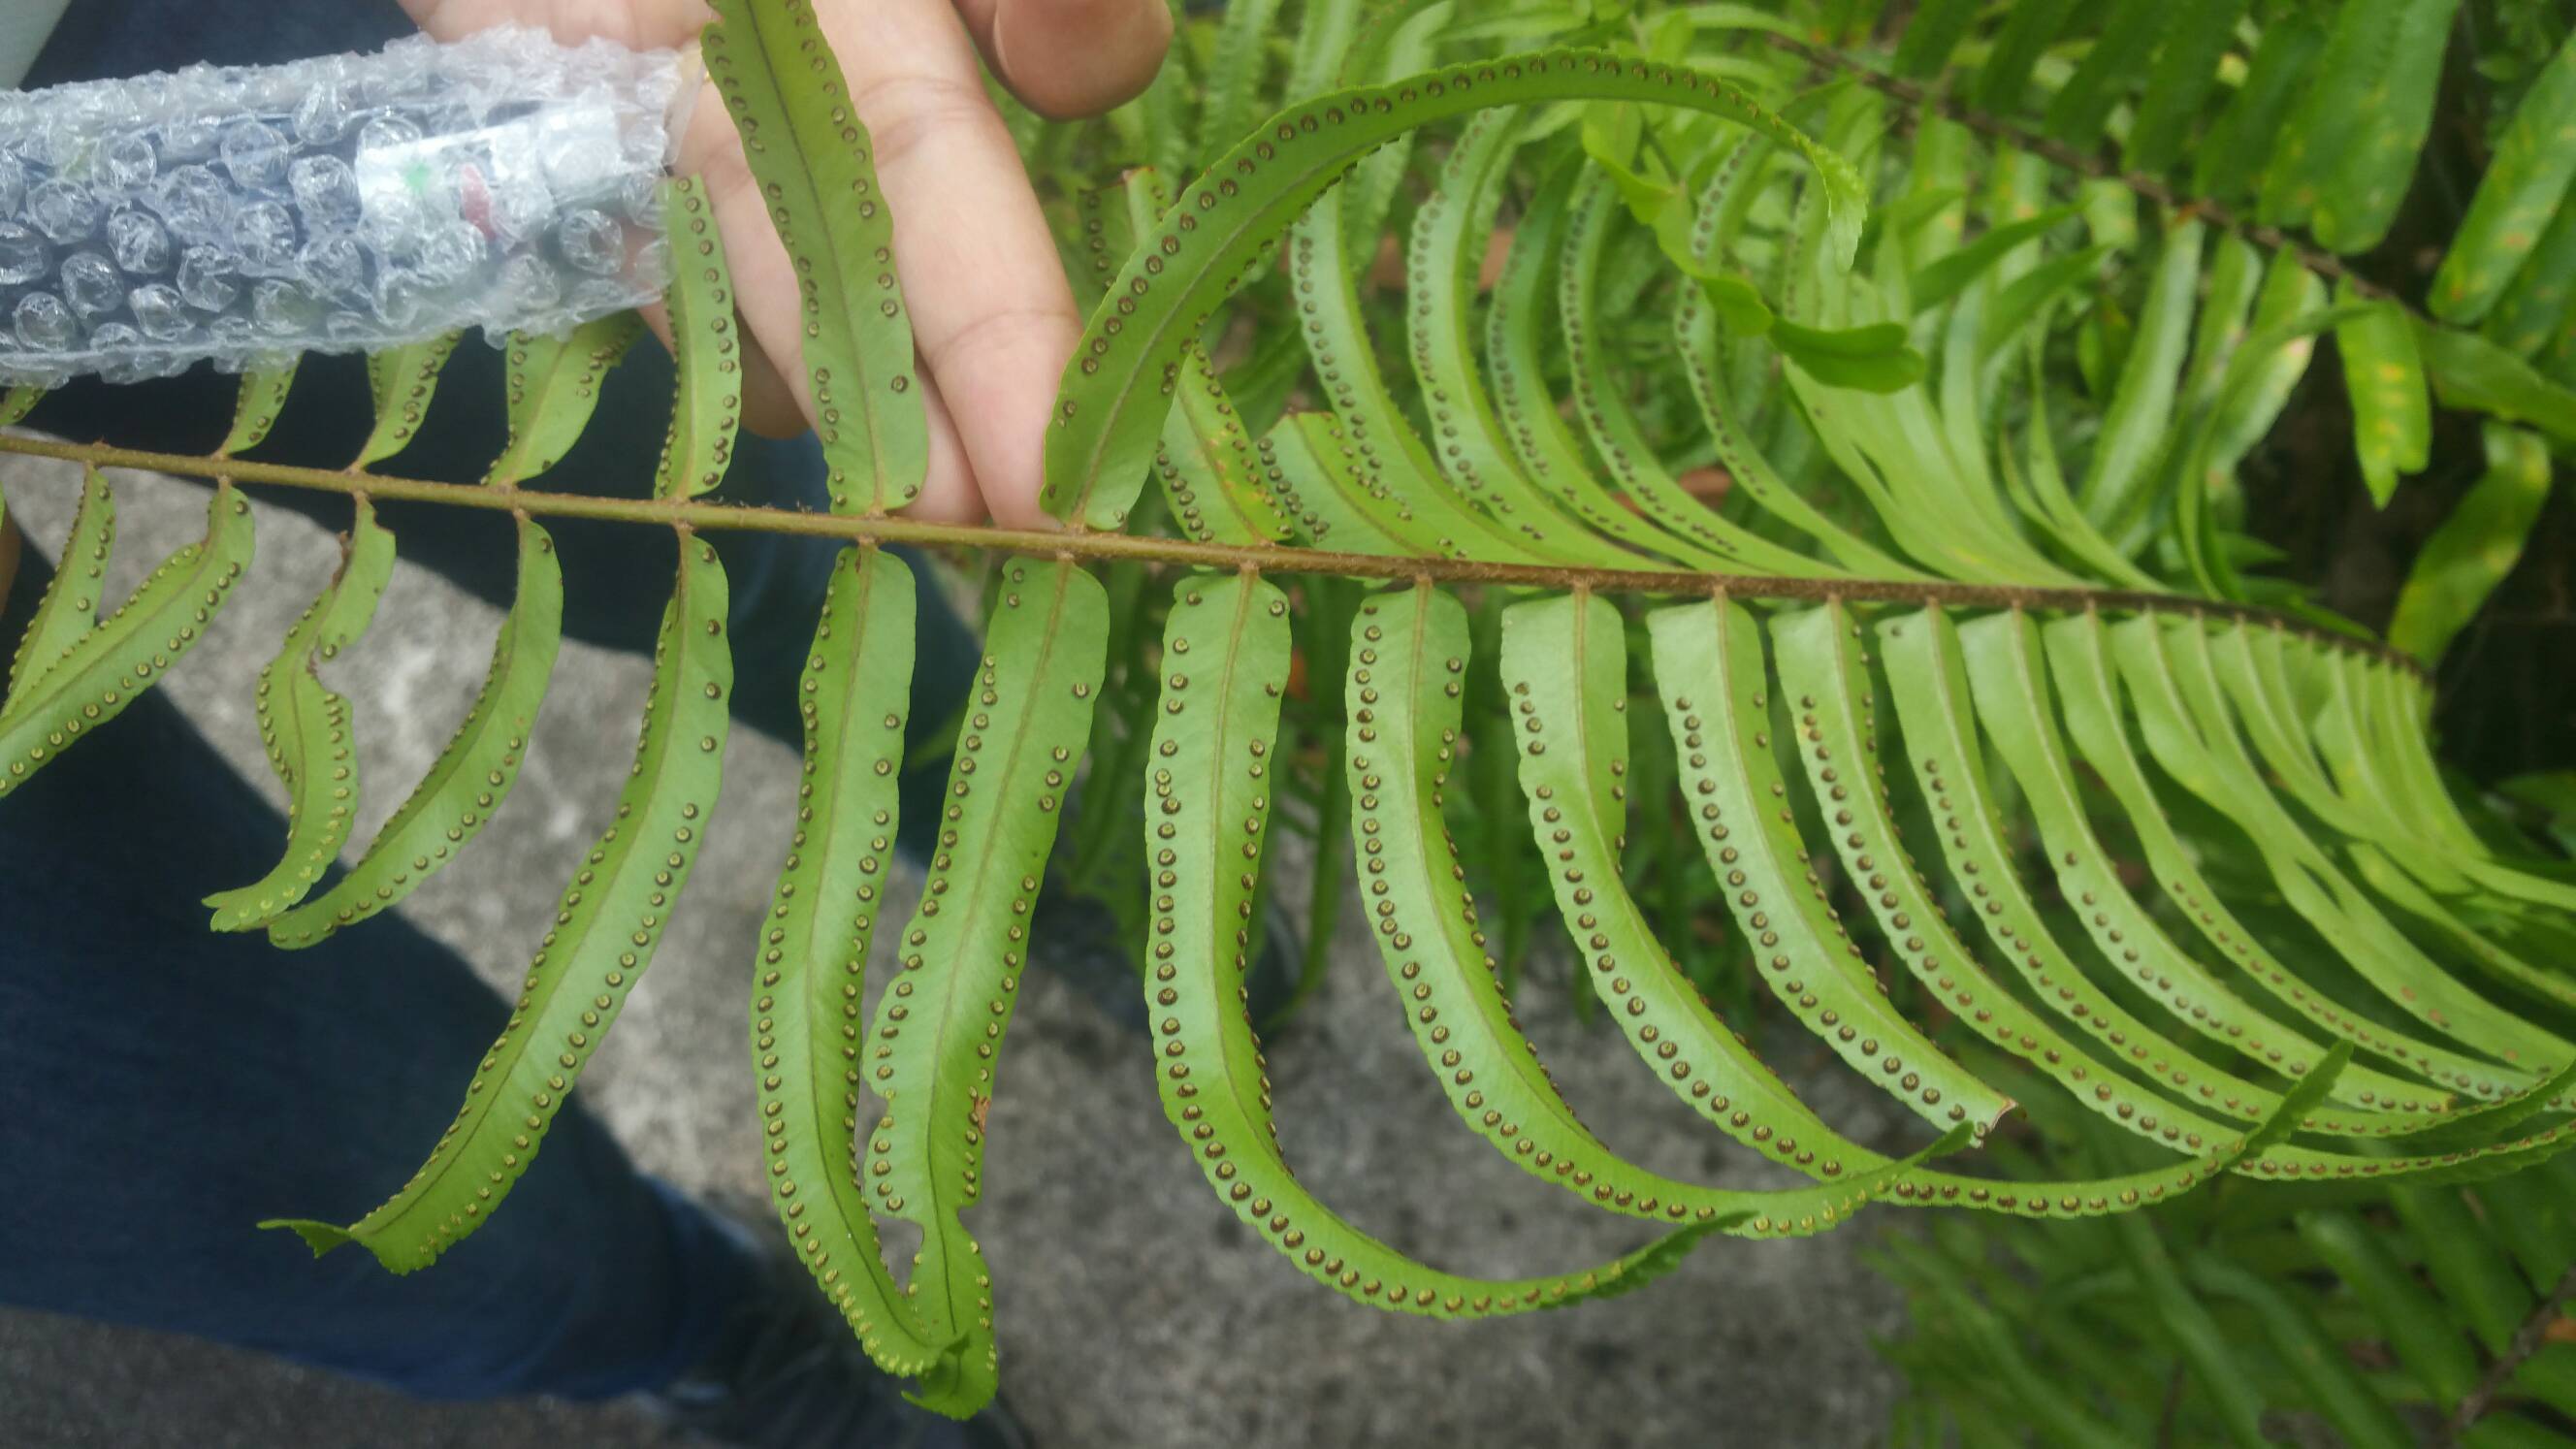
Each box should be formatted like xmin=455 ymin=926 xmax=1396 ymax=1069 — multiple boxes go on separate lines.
xmin=0 ymin=0 xmax=979 ymax=1400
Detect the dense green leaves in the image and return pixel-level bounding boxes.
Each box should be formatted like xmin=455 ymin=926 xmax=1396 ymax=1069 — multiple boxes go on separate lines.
xmin=2416 ymin=320 xmax=2576 ymax=449
xmin=2262 ymin=0 xmax=2437 ymax=235
xmin=1254 ymin=412 xmax=1429 ymax=555
xmin=1355 ymin=584 xmax=1916 ymax=1235
xmin=2303 ymin=1207 xmax=2480 ymax=1405
xmin=1487 ymin=159 xmax=1730 ymax=569
xmin=2198 ymin=14 xmax=2328 ymax=207
xmin=1776 ymin=599 xmax=2235 ymax=1140
xmin=2484 ymin=197 xmax=2576 ymax=357
xmin=2433 ymin=34 xmax=2576 ymax=323
xmin=1889 ymin=0 xmax=1975 ymax=80
xmin=1910 ymin=208 xmax=2073 ymax=314
xmin=2390 ymin=424 xmax=2555 ymax=666
xmin=1971 ymin=0 xmax=2079 ymax=114
xmin=2076 ymin=217 xmax=2204 ymax=541
xmin=2336 ymin=292 xmax=2433 ymax=506
xmin=1591 ymin=597 xmax=1960 ymax=1176
xmin=2119 ymin=616 xmax=2572 ymax=1079
xmin=1291 ymin=174 xmax=1551 ymax=564
xmin=1614 ymin=596 xmax=2010 ymax=1133
xmin=1159 ymin=345 xmax=1297 ymax=546
xmin=2041 ymin=611 xmax=2520 ymax=1106
xmin=1410 ymin=113 xmax=1646 ymax=568
xmin=1201 ymin=0 xmax=1291 ymax=161
xmin=1959 ymin=611 xmax=2439 ymax=1123
xmin=2040 ymin=0 xmax=2168 ymax=147
xmin=2307 ymin=0 xmax=2463 ymax=254
xmin=1044 ymin=48 xmax=1869 ymax=531
xmin=1084 ymin=167 xmax=1296 ymax=547
xmin=2121 ymin=0 xmax=2251 ymax=175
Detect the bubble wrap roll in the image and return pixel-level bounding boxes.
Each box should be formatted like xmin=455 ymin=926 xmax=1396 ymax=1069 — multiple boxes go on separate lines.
xmin=0 ymin=25 xmax=688 ymax=388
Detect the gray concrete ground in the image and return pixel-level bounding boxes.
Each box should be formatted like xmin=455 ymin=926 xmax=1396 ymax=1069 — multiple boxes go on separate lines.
xmin=0 ymin=457 xmax=1916 ymax=1447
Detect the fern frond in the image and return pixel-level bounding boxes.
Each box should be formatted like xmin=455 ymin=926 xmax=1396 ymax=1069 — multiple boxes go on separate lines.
xmin=357 ymin=335 xmax=463 ymax=470
xmin=701 ymin=0 xmax=923 ymax=514
xmin=218 ymin=364 xmax=299 ymax=461
xmin=485 ymin=314 xmax=645 ymax=488
xmin=1626 ymin=596 xmax=2012 ymax=1130
xmin=866 ymin=558 xmax=1107 ymax=1416
xmin=267 ymin=517 xmax=563 ymax=949
xmin=0 ymin=2 xmax=2569 ymax=1429
xmin=4 ymin=466 xmax=112 ymax=706
xmin=204 ymin=499 xmax=396 ymax=929
xmin=752 ymin=543 xmax=958 ymax=1376
xmin=1347 ymin=582 xmax=1886 ymax=1232
xmin=1098 ymin=168 xmax=1295 ymax=547
xmin=654 ymin=176 xmax=745 ymax=502
xmin=1159 ymin=575 xmax=1767 ymax=1300
xmin=266 ymin=532 xmax=730 ymax=1270
xmin=1045 ymin=48 xmax=1866 ymax=530
xmin=1 ymin=483 xmax=252 ymax=797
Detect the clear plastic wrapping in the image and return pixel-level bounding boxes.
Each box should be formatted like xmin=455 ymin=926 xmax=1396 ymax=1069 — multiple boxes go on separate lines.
xmin=0 ymin=25 xmax=687 ymax=388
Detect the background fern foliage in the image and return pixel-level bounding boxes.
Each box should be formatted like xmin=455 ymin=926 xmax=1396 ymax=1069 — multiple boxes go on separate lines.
xmin=4 ymin=0 xmax=2575 ymax=1436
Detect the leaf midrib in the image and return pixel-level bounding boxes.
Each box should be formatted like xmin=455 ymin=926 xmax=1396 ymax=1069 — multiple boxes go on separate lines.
xmin=900 ymin=563 xmax=1078 ymax=1199
xmin=1393 ymin=588 xmax=1596 ymax=1148
xmin=780 ymin=558 xmax=926 ymax=1330
xmin=2 ymin=492 xmax=233 ymax=737
xmin=722 ymin=0 xmax=898 ymax=503
xmin=370 ymin=554 xmax=708 ymax=1227
xmin=1586 ymin=602 xmax=1873 ymax=1146
xmin=1197 ymin=578 xmax=1282 ymax=1145
xmin=280 ymin=522 xmax=554 ymax=930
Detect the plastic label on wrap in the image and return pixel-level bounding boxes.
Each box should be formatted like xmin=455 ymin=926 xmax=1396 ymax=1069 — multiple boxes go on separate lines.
xmin=0 ymin=25 xmax=685 ymax=389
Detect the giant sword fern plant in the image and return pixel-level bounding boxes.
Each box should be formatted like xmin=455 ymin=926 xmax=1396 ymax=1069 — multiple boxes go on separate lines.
xmin=2 ymin=0 xmax=2572 ymax=1426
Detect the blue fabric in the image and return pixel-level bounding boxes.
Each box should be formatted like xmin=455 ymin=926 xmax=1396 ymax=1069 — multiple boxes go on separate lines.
xmin=0 ymin=0 xmax=980 ymax=1401
xmin=22 ymin=0 xmax=414 ymax=85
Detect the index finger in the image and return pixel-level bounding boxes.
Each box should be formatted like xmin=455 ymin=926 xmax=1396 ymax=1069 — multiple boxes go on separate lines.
xmin=811 ymin=0 xmax=1102 ymax=528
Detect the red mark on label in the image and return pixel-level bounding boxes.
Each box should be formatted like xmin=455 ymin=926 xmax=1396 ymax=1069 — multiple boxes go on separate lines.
xmin=458 ymin=162 xmax=497 ymax=240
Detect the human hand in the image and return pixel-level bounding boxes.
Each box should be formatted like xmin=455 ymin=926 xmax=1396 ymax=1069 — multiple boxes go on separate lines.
xmin=398 ymin=0 xmax=1173 ymax=527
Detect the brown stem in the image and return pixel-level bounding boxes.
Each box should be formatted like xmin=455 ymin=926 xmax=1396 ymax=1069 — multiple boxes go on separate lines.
xmin=0 ymin=430 xmax=2415 ymax=670
xmin=1758 ymin=34 xmax=2399 ymax=306
xmin=2440 ymin=1263 xmax=2576 ymax=1446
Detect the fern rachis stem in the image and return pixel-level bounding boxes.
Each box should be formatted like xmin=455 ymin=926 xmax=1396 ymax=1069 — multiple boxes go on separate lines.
xmin=0 ymin=432 xmax=2415 ymax=671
